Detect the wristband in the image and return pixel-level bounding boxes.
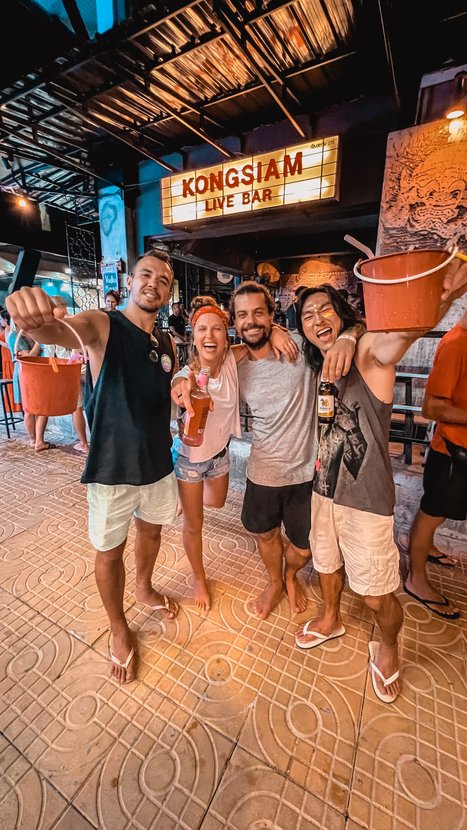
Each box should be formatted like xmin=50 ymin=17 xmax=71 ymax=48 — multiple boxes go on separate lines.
xmin=337 ymin=333 xmax=357 ymax=345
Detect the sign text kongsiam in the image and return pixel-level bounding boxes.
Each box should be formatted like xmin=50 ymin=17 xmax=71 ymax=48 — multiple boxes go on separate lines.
xmin=161 ymin=136 xmax=339 ymax=225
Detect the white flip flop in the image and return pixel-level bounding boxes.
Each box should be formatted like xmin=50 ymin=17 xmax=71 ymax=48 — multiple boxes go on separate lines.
xmin=368 ymin=641 xmax=400 ymax=703
xmin=109 ymin=646 xmax=135 ymax=683
xmin=143 ymin=595 xmax=179 ymax=617
xmin=295 ymin=622 xmax=346 ymax=650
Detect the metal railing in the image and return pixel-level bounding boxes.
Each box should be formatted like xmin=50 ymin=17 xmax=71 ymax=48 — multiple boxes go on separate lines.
xmin=390 ymin=371 xmax=430 ymax=463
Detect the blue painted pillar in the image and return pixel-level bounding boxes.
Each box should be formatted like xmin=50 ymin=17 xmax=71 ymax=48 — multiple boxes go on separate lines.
xmin=136 ymin=154 xmax=183 ymax=253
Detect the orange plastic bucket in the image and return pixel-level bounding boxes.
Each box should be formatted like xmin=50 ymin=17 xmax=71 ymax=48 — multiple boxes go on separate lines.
xmin=18 ymin=356 xmax=82 ymax=415
xmin=354 ymin=248 xmax=457 ymax=332
xmin=15 ymin=320 xmax=86 ymax=416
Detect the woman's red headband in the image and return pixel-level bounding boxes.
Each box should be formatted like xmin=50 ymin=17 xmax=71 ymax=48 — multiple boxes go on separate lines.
xmin=191 ymin=305 xmax=229 ymax=328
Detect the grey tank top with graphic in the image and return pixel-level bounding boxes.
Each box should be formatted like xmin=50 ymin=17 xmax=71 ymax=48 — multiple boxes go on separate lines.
xmin=313 ymin=363 xmax=394 ymax=516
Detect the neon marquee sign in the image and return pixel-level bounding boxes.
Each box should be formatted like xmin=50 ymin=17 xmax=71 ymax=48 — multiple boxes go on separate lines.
xmin=161 ymin=136 xmax=339 ymax=225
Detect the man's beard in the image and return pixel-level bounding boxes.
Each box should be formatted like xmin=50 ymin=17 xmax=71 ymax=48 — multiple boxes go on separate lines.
xmin=241 ymin=326 xmax=270 ymax=350
xmin=136 ymin=297 xmax=162 ymax=313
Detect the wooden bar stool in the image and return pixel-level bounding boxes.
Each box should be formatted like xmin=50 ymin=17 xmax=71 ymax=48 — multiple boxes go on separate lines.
xmin=0 ymin=379 xmax=17 ymax=439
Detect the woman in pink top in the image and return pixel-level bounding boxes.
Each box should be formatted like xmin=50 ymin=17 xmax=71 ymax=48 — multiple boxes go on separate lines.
xmin=172 ymin=296 xmax=292 ymax=611
xmin=171 ymin=297 xmax=243 ymax=610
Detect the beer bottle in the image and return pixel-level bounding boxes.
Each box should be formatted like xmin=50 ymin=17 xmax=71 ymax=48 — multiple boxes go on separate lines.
xmin=181 ymin=367 xmax=212 ymax=446
xmin=317 ymin=378 xmax=337 ymax=425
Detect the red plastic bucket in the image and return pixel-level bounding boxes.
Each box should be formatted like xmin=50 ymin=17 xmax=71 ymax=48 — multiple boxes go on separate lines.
xmin=354 ymin=248 xmax=457 ymax=332
xmin=15 ymin=320 xmax=86 ymax=416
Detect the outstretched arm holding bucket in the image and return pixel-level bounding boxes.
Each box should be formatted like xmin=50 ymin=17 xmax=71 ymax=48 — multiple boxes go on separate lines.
xmin=5 ymin=287 xmax=109 ymax=382
xmin=358 ymin=255 xmax=467 ymax=381
xmin=5 ymin=287 xmax=106 ymax=344
xmin=293 ymin=261 xmax=467 ymax=707
xmin=6 ymin=251 xmax=181 ymax=687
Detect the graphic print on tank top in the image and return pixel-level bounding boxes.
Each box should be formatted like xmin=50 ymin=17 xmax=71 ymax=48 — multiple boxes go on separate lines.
xmin=314 ymin=396 xmax=367 ymax=499
xmin=313 ymin=364 xmax=395 ymax=516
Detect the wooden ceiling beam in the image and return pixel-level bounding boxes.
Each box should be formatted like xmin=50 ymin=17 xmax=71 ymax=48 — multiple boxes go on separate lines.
xmin=124 ymin=79 xmax=233 ymax=158
xmin=77 ymin=109 xmax=179 ymax=173
xmin=212 ymin=3 xmax=306 ymax=138
xmin=0 ymin=0 xmax=204 ymax=106
xmin=0 ymin=129 xmax=111 ymax=183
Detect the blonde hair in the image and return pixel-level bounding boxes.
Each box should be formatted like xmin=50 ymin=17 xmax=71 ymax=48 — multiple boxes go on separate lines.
xmin=188 ymin=295 xmax=229 ymax=371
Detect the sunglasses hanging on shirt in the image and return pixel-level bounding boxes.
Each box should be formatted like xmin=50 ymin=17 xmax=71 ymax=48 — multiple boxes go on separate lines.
xmin=148 ymin=330 xmax=159 ymax=363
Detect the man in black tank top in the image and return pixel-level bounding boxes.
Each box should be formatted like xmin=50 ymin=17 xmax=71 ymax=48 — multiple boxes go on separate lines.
xmin=292 ymin=267 xmax=467 ymax=705
xmin=6 ymin=250 xmax=181 ymax=684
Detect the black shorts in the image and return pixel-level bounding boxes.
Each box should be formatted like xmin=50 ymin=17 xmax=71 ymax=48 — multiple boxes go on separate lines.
xmin=420 ymin=447 xmax=467 ymax=521
xmin=241 ymin=478 xmax=312 ymax=550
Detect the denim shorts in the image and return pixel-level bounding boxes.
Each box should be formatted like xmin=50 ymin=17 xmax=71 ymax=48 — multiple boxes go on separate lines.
xmin=172 ymin=436 xmax=230 ymax=483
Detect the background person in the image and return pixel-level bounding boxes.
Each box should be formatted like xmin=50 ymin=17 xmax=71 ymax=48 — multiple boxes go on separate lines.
xmin=0 ymin=310 xmax=21 ymax=413
xmin=169 ymin=300 xmax=189 ymax=368
xmin=404 ymin=309 xmax=467 ymax=619
xmin=179 ymin=301 xmax=189 ymax=325
xmin=42 ymin=297 xmax=89 ymax=454
xmin=273 ymin=300 xmax=287 ymax=327
xmin=104 ymin=290 xmax=120 ymax=311
xmin=168 ymin=301 xmax=187 ymax=342
xmin=6 ymin=319 xmax=54 ymax=451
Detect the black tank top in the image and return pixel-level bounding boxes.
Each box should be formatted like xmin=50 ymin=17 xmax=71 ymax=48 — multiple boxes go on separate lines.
xmin=81 ymin=311 xmax=174 ymax=485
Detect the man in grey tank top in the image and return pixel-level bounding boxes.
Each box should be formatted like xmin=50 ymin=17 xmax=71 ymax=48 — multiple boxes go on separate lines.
xmin=293 ymin=266 xmax=467 ymax=704
xmin=230 ymin=283 xmax=359 ymax=622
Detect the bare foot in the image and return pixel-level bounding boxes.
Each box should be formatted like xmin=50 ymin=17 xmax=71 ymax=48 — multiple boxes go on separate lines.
xmin=295 ymin=615 xmax=342 ymax=647
xmin=134 ymin=586 xmax=179 ymax=618
xmin=284 ymin=572 xmax=308 ymax=615
xmin=372 ymin=642 xmax=400 ymax=701
xmin=404 ymin=576 xmax=460 ymax=617
xmin=109 ymin=630 xmax=137 ymax=683
xmin=253 ymin=581 xmax=283 ymax=620
xmin=193 ymin=576 xmax=210 ymax=611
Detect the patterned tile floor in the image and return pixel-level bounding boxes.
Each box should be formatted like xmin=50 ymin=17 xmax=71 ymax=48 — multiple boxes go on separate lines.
xmin=0 ymin=425 xmax=466 ymax=830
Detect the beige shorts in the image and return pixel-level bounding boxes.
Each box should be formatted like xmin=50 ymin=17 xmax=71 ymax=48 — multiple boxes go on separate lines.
xmin=310 ymin=492 xmax=400 ymax=596
xmin=87 ymin=472 xmax=178 ymax=551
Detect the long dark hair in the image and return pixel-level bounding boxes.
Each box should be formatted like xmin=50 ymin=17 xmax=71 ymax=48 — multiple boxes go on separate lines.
xmin=296 ymin=283 xmax=361 ymax=372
